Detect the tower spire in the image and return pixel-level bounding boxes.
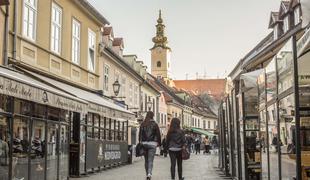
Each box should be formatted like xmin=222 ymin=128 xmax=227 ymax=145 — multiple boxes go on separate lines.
xmin=151 ymin=10 xmax=170 ymax=50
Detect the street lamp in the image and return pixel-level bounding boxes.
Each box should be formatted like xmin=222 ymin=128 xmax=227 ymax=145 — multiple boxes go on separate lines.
xmin=112 ymin=80 xmax=121 ymax=97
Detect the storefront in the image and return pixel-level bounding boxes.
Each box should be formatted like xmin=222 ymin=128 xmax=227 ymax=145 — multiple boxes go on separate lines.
xmin=218 ymin=28 xmax=310 ymax=180
xmin=0 ymin=66 xmax=87 ymax=180
xmin=20 ymin=70 xmax=134 ymax=176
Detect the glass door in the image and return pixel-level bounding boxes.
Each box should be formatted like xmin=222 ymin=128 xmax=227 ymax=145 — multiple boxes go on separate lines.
xmin=59 ymin=124 xmax=69 ymax=180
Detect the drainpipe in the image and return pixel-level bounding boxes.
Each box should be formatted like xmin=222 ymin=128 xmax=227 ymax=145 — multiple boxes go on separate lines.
xmin=13 ymin=0 xmax=17 ymax=59
xmin=3 ymin=4 xmax=9 ymax=66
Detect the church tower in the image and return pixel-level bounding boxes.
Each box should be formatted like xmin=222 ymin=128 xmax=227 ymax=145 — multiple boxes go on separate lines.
xmin=150 ymin=10 xmax=172 ymax=80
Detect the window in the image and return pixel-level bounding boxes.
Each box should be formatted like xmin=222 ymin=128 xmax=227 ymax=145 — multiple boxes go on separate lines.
xmin=23 ymin=0 xmax=37 ymax=40
xmin=134 ymin=85 xmax=138 ymax=106
xmin=157 ymin=61 xmax=161 ymax=67
xmin=88 ymin=29 xmax=96 ymax=72
xmin=273 ymin=25 xmax=278 ymax=40
xmin=129 ymin=82 xmax=133 ymax=104
xmin=104 ymin=65 xmax=109 ymax=91
xmin=208 ymin=121 xmax=211 ymax=129
xmin=294 ymin=7 xmax=300 ymax=25
xmin=51 ymin=3 xmax=62 ymax=54
xmin=72 ymin=19 xmax=80 ymax=64
xmin=283 ymin=17 xmax=289 ymax=33
xmin=121 ymin=75 xmax=126 ymax=97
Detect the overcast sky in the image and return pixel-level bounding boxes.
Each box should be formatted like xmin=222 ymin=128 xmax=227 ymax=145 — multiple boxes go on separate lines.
xmin=88 ymin=0 xmax=280 ymax=80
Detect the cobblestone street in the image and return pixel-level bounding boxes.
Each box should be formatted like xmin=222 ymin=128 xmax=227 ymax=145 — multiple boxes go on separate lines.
xmin=76 ymin=153 xmax=227 ymax=180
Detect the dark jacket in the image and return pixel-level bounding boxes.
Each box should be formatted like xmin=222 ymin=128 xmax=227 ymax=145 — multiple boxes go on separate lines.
xmin=166 ymin=130 xmax=186 ymax=150
xmin=139 ymin=120 xmax=161 ymax=146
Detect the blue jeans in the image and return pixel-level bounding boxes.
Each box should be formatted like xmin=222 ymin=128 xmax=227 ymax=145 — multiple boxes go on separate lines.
xmin=143 ymin=144 xmax=156 ymax=176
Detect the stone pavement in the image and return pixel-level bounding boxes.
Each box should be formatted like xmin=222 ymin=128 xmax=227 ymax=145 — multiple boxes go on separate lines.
xmin=75 ymin=153 xmax=228 ymax=180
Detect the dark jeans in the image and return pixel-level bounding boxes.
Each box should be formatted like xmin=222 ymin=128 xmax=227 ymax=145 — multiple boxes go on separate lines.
xmin=195 ymin=144 xmax=200 ymax=154
xmin=169 ymin=150 xmax=183 ymax=179
xmin=143 ymin=144 xmax=156 ymax=176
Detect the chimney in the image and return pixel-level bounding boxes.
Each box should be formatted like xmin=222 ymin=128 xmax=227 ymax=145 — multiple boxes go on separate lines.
xmin=112 ymin=38 xmax=124 ymax=57
xmin=102 ymin=26 xmax=114 ymax=47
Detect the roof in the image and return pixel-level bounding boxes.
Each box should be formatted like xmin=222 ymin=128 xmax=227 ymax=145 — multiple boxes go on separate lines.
xmin=113 ymin=38 xmax=124 ymax=47
xmin=173 ymin=79 xmax=226 ymax=101
xmin=75 ymin=0 xmax=110 ymax=25
xmin=103 ymin=26 xmax=113 ymax=36
xmin=269 ymin=12 xmax=280 ymax=28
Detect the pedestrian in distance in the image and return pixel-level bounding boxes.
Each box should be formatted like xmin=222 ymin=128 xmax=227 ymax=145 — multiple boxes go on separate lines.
xmin=139 ymin=111 xmax=161 ymax=180
xmin=203 ymin=136 xmax=210 ymax=154
xmin=165 ymin=118 xmax=186 ymax=180
xmin=161 ymin=136 xmax=168 ymax=157
xmin=194 ymin=136 xmax=201 ymax=155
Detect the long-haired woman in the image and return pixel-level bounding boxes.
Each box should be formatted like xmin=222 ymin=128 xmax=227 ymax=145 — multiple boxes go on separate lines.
xmin=166 ymin=118 xmax=186 ymax=180
xmin=139 ymin=111 xmax=161 ymax=180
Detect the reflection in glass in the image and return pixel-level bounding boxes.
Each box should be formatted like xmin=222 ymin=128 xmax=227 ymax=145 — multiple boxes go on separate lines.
xmin=260 ymin=111 xmax=268 ymax=179
xmin=13 ymin=117 xmax=29 ymax=180
xmin=277 ymin=39 xmax=294 ymax=94
xmin=298 ymin=51 xmax=310 ymax=179
xmin=279 ymin=94 xmax=296 ymax=179
xmin=258 ymin=71 xmax=266 ymax=110
xmin=0 ymin=95 xmax=9 ymax=113
xmin=59 ymin=125 xmax=69 ymax=180
xmin=267 ymin=104 xmax=279 ymax=179
xmin=47 ymin=123 xmax=58 ymax=180
xmin=244 ymin=88 xmax=258 ymax=116
xmin=31 ymin=120 xmax=46 ymax=180
xmin=0 ymin=116 xmax=9 ymax=180
xmin=266 ymin=58 xmax=277 ymax=102
xmin=80 ymin=125 xmax=86 ymax=172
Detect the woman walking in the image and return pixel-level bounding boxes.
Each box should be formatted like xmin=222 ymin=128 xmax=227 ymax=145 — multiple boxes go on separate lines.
xmin=203 ymin=136 xmax=210 ymax=154
xmin=139 ymin=111 xmax=161 ymax=180
xmin=166 ymin=118 xmax=186 ymax=180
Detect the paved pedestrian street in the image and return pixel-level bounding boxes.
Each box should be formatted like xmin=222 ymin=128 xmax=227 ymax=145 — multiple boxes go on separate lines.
xmin=76 ymin=153 xmax=227 ymax=180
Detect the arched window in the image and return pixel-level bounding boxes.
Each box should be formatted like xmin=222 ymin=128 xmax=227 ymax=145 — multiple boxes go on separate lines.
xmin=157 ymin=61 xmax=161 ymax=67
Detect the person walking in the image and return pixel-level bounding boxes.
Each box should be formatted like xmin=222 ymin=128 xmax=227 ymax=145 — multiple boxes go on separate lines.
xmin=161 ymin=137 xmax=168 ymax=157
xmin=165 ymin=118 xmax=186 ymax=180
xmin=203 ymin=136 xmax=210 ymax=154
xmin=139 ymin=111 xmax=161 ymax=180
xmin=194 ymin=136 xmax=201 ymax=154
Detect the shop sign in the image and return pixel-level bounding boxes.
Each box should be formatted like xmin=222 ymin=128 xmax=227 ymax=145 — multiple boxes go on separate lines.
xmin=86 ymin=139 xmax=128 ymax=170
xmin=299 ymin=74 xmax=310 ymax=85
xmin=88 ymin=103 xmax=110 ymax=117
xmin=0 ymin=76 xmax=86 ymax=112
xmin=297 ymin=28 xmax=310 ymax=57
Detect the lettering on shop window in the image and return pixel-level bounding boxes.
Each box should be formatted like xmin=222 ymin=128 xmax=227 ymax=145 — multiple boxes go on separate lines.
xmin=104 ymin=144 xmax=121 ymax=160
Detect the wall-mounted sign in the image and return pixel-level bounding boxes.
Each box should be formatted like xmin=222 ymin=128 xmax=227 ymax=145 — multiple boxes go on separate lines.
xmin=0 ymin=76 xmax=87 ymax=112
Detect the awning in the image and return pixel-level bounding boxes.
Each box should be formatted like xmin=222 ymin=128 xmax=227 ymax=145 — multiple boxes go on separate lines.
xmin=0 ymin=67 xmax=87 ymax=112
xmin=23 ymin=69 xmax=135 ymax=120
xmin=191 ymin=128 xmax=217 ymax=137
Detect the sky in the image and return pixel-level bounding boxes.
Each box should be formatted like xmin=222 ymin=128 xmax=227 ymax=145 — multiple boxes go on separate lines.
xmin=88 ymin=0 xmax=281 ymax=80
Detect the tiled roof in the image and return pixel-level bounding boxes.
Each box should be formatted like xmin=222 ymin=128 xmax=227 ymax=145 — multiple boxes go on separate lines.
xmin=173 ymin=79 xmax=226 ymax=101
xmin=113 ymin=38 xmax=124 ymax=46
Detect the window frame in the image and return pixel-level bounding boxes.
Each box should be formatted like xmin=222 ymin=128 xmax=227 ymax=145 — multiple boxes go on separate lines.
xmin=294 ymin=7 xmax=300 ymax=25
xmin=72 ymin=19 xmax=81 ymax=64
xmin=104 ymin=64 xmax=110 ymax=91
xmin=22 ymin=0 xmax=37 ymax=41
xmin=50 ymin=2 xmax=62 ymax=54
xmin=88 ymin=29 xmax=96 ymax=72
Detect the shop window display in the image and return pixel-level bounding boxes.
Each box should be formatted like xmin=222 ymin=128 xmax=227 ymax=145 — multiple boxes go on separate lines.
xmin=79 ymin=125 xmax=86 ymax=173
xmin=259 ymin=110 xmax=268 ymax=179
xmin=46 ymin=123 xmax=58 ymax=180
xmin=279 ymin=94 xmax=296 ymax=179
xmin=298 ymin=49 xmax=310 ymax=179
xmin=30 ymin=120 xmax=46 ymax=180
xmin=59 ymin=125 xmax=69 ymax=180
xmin=13 ymin=117 xmax=30 ymax=180
xmin=0 ymin=116 xmax=9 ymax=180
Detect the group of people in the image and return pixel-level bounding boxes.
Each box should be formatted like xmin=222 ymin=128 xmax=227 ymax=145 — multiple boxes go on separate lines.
xmin=184 ymin=133 xmax=218 ymax=155
xmin=138 ymin=111 xmax=219 ymax=180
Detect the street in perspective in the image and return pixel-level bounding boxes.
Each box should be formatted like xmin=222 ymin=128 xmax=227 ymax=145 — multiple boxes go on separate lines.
xmin=0 ymin=0 xmax=309 ymax=180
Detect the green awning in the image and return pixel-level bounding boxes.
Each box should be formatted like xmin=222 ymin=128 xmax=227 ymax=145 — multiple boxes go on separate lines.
xmin=191 ymin=128 xmax=217 ymax=137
